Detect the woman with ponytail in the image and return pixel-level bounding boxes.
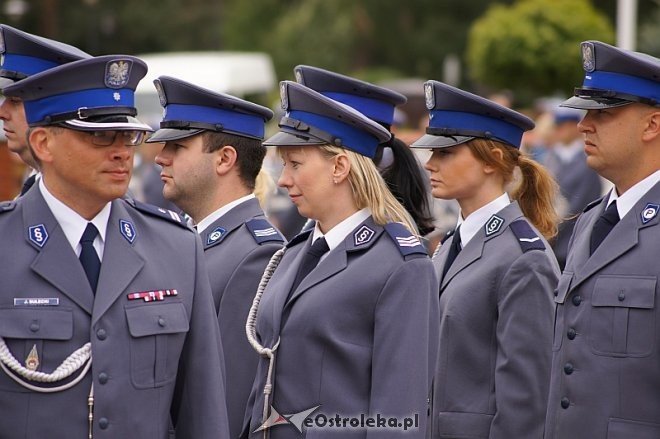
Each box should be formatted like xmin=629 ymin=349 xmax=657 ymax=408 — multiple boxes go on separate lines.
xmin=410 ymin=81 xmax=560 ymax=439
xmin=243 ymin=81 xmax=438 ymax=439
xmin=294 ymin=65 xmax=435 ymax=236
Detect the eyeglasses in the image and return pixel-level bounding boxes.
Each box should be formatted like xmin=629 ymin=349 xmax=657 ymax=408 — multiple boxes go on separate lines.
xmin=75 ymin=130 xmax=147 ymax=146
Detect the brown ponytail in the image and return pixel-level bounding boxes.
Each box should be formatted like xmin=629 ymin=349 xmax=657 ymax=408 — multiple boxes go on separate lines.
xmin=467 ymin=139 xmax=559 ymax=240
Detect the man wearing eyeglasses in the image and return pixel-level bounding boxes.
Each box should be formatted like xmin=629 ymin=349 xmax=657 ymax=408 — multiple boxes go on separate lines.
xmin=0 ymin=24 xmax=91 ymax=197
xmin=0 ymin=56 xmax=230 ymax=438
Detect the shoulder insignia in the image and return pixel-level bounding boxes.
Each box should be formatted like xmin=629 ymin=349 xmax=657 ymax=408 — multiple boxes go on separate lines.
xmin=583 ymin=196 xmax=605 ymax=213
xmin=509 ymin=220 xmax=545 ymax=252
xmin=245 ymin=219 xmax=284 ymax=245
xmin=286 ymin=229 xmax=312 ymax=248
xmin=384 ymin=222 xmax=427 ymax=257
xmin=0 ymin=201 xmax=16 ymax=213
xmin=124 ymin=199 xmax=190 ymax=230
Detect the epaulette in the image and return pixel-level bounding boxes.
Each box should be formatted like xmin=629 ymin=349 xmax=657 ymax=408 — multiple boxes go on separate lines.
xmin=584 ymin=196 xmax=605 ymax=213
xmin=124 ymin=199 xmax=190 ymax=230
xmin=509 ymin=220 xmax=545 ymax=252
xmin=384 ymin=222 xmax=427 ymax=257
xmin=0 ymin=201 xmax=16 ymax=213
xmin=286 ymin=229 xmax=312 ymax=248
xmin=245 ymin=218 xmax=285 ymax=245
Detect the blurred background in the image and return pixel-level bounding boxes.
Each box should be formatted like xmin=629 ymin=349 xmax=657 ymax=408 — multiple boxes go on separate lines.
xmin=1 ymin=0 xmax=658 ymax=253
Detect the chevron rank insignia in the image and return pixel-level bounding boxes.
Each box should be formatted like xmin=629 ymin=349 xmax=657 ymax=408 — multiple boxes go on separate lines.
xmin=246 ymin=218 xmax=284 ymax=245
xmin=509 ymin=220 xmax=545 ymax=252
xmin=384 ymin=222 xmax=427 ymax=257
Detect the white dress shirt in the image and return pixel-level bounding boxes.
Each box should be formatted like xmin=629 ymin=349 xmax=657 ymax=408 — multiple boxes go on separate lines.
xmin=456 ymin=193 xmax=511 ymax=247
xmin=312 ymin=208 xmax=372 ymax=262
xmin=607 ymin=170 xmax=660 ymax=219
xmin=196 ymin=193 xmax=256 ymax=234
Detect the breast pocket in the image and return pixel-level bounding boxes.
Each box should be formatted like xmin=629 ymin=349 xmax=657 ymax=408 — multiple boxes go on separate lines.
xmin=0 ymin=307 xmax=73 ymax=391
xmin=125 ymin=302 xmax=190 ymax=388
xmin=589 ymin=275 xmax=657 ymax=357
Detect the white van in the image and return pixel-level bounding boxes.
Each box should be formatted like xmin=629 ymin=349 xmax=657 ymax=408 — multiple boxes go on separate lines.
xmin=135 ymin=51 xmax=277 ymax=128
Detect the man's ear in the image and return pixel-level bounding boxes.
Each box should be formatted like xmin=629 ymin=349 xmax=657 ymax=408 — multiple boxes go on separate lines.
xmin=216 ymin=145 xmax=238 ymax=176
xmin=28 ymin=127 xmax=55 ymax=163
xmin=641 ymin=110 xmax=660 ymax=143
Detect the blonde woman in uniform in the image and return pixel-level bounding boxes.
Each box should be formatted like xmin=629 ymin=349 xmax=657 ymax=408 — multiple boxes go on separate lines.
xmin=243 ymin=81 xmax=439 ymax=439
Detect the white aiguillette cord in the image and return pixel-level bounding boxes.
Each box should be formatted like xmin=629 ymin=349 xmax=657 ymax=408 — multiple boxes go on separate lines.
xmin=246 ymin=247 xmax=285 ymax=439
xmin=0 ymin=336 xmax=94 ymax=437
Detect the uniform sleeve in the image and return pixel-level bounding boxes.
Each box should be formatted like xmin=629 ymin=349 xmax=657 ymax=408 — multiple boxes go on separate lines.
xmin=491 ymin=250 xmax=558 ymax=439
xmin=171 ymin=235 xmax=231 ymax=439
xmin=369 ymin=257 xmax=439 ymax=438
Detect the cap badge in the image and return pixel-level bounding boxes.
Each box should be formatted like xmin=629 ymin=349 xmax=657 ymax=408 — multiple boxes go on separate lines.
xmin=424 ymin=82 xmax=435 ymax=110
xmin=105 ymin=59 xmax=132 ymax=88
xmin=280 ymin=82 xmax=289 ymax=110
xmin=154 ymin=79 xmax=167 ymax=107
xmin=582 ymin=42 xmax=595 ymax=73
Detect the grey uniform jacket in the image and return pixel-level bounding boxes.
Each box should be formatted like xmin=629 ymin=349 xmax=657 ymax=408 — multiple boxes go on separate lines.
xmin=545 ymin=182 xmax=660 ymax=439
xmin=0 ymin=188 xmax=230 ymax=439
xmin=431 ymin=202 xmax=559 ymax=439
xmin=243 ymin=217 xmax=439 ymax=438
xmin=199 ymin=197 xmax=284 ymax=439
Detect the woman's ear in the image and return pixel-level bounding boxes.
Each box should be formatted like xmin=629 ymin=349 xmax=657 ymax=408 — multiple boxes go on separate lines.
xmin=332 ymin=153 xmax=351 ymax=184
xmin=483 ymin=146 xmax=503 ymax=174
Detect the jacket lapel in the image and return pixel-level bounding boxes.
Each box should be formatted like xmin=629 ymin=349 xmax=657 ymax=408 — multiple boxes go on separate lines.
xmin=440 ymin=202 xmax=524 ymax=291
xmin=565 ymin=196 xmax=605 ymax=273
xmin=201 ymin=197 xmax=263 ymax=250
xmin=24 ymin=189 xmax=94 ymax=314
xmin=92 ymin=200 xmax=145 ymax=324
xmin=572 ymin=184 xmax=660 ymax=290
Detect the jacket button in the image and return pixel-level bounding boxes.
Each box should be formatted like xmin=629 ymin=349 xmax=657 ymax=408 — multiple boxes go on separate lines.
xmin=96 ymin=329 xmax=107 ymax=340
xmin=561 ymin=397 xmax=570 ymax=409
xmin=29 ymin=322 xmax=40 ymax=332
xmin=618 ymin=292 xmax=625 ymax=301
xmin=564 ymin=363 xmax=574 ymax=375
xmin=567 ymin=328 xmax=577 ymax=340
xmin=572 ymin=295 xmax=582 ymax=306
xmin=98 ymin=372 xmax=108 ymax=384
xmin=99 ymin=418 xmax=109 ymax=429
xmin=158 ymin=318 xmax=166 ymax=327
xmin=553 ymin=289 xmax=558 ymax=297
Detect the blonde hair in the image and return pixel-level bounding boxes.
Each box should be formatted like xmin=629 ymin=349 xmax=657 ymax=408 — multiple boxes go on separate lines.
xmin=253 ymin=169 xmax=275 ymax=208
xmin=467 ymin=139 xmax=559 ymax=240
xmin=318 ymin=145 xmax=418 ymax=234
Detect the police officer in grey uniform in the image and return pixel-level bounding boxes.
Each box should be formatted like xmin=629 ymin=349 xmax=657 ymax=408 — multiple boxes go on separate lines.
xmin=0 ymin=24 xmax=91 ymax=195
xmin=243 ymin=82 xmax=439 ymax=438
xmin=545 ymin=41 xmax=660 ymax=439
xmin=148 ymin=76 xmax=284 ymax=439
xmin=411 ymin=81 xmax=560 ymax=439
xmin=0 ymin=56 xmax=230 ymax=438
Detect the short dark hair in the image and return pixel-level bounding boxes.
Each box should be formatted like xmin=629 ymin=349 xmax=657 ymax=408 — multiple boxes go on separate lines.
xmin=202 ymin=131 xmax=265 ymax=190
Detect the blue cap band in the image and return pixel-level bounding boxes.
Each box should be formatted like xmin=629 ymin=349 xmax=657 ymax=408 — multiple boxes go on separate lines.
xmin=429 ymin=110 xmax=524 ymax=147
xmin=583 ymin=71 xmax=660 ymax=102
xmin=23 ymin=88 xmax=135 ymax=124
xmin=323 ymin=91 xmax=394 ymax=125
xmin=289 ymin=109 xmax=380 ymax=157
xmin=163 ymin=103 xmax=265 ymax=139
xmin=1 ymin=53 xmax=59 ymax=77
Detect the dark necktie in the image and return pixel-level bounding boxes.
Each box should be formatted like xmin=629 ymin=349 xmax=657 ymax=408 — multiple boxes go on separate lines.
xmin=442 ymin=225 xmax=462 ymax=279
xmin=288 ymin=237 xmax=330 ymax=300
xmin=590 ymin=200 xmax=620 ymax=255
xmin=80 ymin=223 xmax=101 ymax=293
xmin=19 ymin=174 xmax=37 ymax=196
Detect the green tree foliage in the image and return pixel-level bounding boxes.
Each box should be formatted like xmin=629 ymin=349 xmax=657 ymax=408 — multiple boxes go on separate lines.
xmin=467 ymin=0 xmax=614 ymax=98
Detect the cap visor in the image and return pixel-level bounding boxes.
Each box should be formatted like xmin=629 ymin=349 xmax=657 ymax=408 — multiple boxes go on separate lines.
xmin=560 ymin=96 xmax=633 ymax=110
xmin=146 ymin=128 xmax=203 ymax=143
xmin=410 ymin=134 xmax=475 ymax=148
xmin=63 ymin=116 xmax=153 ymax=132
xmin=262 ymin=130 xmax=326 ymax=147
